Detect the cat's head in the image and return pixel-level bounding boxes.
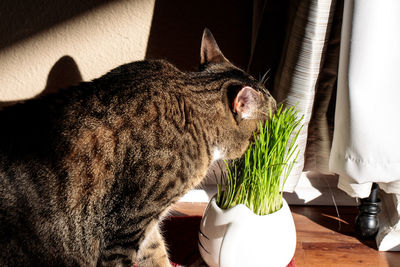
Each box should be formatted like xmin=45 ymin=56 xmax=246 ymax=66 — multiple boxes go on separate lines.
xmin=199 ymin=28 xmax=277 ymax=160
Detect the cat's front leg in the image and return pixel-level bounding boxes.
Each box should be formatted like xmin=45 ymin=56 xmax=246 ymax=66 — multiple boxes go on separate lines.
xmin=137 ymin=224 xmax=171 ymax=267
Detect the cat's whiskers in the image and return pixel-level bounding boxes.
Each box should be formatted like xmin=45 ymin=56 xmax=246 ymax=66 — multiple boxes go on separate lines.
xmin=260 ymin=69 xmax=271 ymax=86
xmin=258 ymin=86 xmax=269 ymax=95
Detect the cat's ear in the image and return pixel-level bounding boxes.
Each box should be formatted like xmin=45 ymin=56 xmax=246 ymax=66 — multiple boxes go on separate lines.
xmin=200 ymin=28 xmax=229 ymax=65
xmin=233 ymin=86 xmax=262 ymax=119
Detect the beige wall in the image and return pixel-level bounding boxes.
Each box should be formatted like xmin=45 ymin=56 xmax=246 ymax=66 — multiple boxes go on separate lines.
xmin=0 ymin=0 xmax=155 ymax=102
xmin=0 ymin=0 xmax=253 ymax=104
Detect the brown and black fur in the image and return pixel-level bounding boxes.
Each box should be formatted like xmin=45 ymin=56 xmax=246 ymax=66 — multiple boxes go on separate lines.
xmin=0 ymin=29 xmax=276 ymax=266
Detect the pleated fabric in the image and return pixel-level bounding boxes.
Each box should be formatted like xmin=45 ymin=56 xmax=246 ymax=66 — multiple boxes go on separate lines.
xmin=249 ymin=0 xmax=340 ymax=191
xmin=330 ymin=0 xmax=400 ymax=197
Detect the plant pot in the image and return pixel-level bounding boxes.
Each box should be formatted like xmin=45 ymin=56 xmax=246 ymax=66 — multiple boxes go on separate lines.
xmin=199 ymin=196 xmax=296 ymax=267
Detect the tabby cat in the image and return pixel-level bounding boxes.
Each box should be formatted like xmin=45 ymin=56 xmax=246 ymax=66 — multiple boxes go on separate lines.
xmin=0 ymin=29 xmax=276 ymax=266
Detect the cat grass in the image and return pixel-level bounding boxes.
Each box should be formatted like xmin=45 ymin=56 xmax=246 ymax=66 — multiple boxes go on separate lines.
xmin=216 ymin=105 xmax=303 ymax=215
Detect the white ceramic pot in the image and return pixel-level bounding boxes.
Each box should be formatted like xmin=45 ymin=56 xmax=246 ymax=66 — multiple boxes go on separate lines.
xmin=199 ymin=196 xmax=296 ymax=267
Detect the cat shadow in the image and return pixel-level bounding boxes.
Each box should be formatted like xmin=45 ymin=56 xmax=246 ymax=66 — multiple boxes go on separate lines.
xmin=0 ymin=55 xmax=82 ymax=109
xmin=41 ymin=55 xmax=83 ymax=96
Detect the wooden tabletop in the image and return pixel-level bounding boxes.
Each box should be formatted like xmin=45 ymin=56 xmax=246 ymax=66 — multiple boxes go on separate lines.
xmin=171 ymin=202 xmax=400 ymax=267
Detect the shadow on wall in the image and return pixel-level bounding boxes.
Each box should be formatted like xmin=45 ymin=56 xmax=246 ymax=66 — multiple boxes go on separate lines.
xmin=2 ymin=0 xmax=253 ymax=105
xmin=0 ymin=55 xmax=82 ymax=109
xmin=247 ymin=0 xmax=291 ymax=90
xmin=42 ymin=56 xmax=83 ymax=96
xmin=2 ymin=1 xmax=287 ymax=105
xmin=145 ymin=0 xmax=253 ymax=71
xmin=0 ymin=0 xmax=108 ymax=108
xmin=146 ymin=0 xmax=293 ymax=96
xmin=0 ymin=0 xmax=110 ymax=50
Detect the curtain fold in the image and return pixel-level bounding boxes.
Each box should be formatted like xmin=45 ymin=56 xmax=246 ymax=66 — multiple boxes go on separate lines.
xmin=249 ymin=0 xmax=339 ymax=191
xmin=303 ymin=0 xmax=342 ymax=174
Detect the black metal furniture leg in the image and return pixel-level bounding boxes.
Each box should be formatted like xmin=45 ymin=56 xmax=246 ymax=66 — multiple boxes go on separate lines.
xmin=355 ymin=183 xmax=381 ymax=239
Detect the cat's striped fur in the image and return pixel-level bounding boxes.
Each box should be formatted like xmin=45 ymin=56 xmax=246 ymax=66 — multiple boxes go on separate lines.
xmin=0 ymin=29 xmax=276 ymax=266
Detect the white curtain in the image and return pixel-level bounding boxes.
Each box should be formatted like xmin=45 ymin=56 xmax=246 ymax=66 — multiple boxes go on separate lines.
xmin=329 ymin=0 xmax=400 ymax=251
xmin=329 ymin=0 xmax=400 ymax=198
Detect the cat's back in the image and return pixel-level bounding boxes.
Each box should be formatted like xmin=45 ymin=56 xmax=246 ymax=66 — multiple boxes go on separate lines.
xmin=95 ymin=59 xmax=186 ymax=93
xmin=0 ymin=60 xmax=183 ymax=147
